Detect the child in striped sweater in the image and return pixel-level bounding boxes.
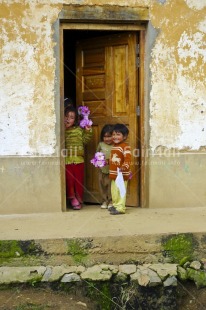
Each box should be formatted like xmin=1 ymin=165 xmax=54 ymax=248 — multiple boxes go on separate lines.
xmin=109 ymin=124 xmax=131 ymax=215
xmin=64 ymin=106 xmax=92 ymax=209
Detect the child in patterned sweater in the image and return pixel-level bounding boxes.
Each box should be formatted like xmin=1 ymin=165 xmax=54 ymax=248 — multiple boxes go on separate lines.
xmin=109 ymin=124 xmax=131 ymax=215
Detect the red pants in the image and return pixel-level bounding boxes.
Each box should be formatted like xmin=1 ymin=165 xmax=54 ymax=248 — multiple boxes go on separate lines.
xmin=65 ymin=163 xmax=84 ymax=203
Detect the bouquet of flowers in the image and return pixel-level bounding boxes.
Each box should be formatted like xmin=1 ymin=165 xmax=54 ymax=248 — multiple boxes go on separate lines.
xmin=90 ymin=152 xmax=107 ymax=168
xmin=78 ymin=105 xmax=93 ymax=128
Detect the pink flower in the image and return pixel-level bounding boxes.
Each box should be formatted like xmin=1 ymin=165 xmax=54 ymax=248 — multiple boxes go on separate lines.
xmin=78 ymin=106 xmax=90 ymax=117
xmin=90 ymin=152 xmax=106 ymax=168
xmin=80 ymin=118 xmax=93 ymax=128
xmin=78 ymin=106 xmax=93 ymax=128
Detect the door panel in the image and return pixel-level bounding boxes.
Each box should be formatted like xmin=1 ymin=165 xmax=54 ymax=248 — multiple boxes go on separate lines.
xmin=76 ymin=33 xmax=139 ymax=206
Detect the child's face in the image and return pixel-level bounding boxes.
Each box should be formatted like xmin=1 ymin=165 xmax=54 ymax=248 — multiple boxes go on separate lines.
xmin=112 ymin=131 xmax=126 ymax=144
xmin=64 ymin=111 xmax=76 ymax=129
xmin=103 ymin=133 xmax=113 ymax=145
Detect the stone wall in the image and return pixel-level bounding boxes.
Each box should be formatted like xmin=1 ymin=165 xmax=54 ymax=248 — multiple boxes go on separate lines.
xmin=1 ymin=261 xmax=205 ymax=287
xmin=1 ymin=261 xmax=206 ymax=309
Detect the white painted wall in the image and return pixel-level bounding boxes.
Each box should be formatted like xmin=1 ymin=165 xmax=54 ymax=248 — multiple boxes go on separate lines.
xmin=150 ymin=1 xmax=206 ymax=151
xmin=0 ymin=0 xmax=206 ymax=155
xmin=0 ymin=3 xmax=59 ymax=155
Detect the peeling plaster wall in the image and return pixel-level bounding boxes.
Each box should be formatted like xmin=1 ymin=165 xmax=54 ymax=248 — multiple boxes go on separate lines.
xmin=0 ymin=1 xmax=64 ymax=214
xmin=0 ymin=0 xmax=206 ymax=212
xmin=1 ymin=0 xmax=205 ymax=155
xmin=0 ymin=2 xmax=61 ymax=155
xmin=148 ymin=0 xmax=206 ymax=208
xmin=150 ymin=0 xmax=206 ymax=152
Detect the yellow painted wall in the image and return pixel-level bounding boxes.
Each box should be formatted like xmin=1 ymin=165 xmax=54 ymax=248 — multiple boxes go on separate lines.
xmin=150 ymin=0 xmax=206 ymax=151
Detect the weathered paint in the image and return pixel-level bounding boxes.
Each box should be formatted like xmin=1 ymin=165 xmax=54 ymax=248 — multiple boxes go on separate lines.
xmin=0 ymin=0 xmax=206 ymax=212
xmin=150 ymin=0 xmax=206 ymax=152
xmin=1 ymin=0 xmax=205 ymax=156
xmin=0 ymin=2 xmax=62 ymax=155
xmin=185 ymin=0 xmax=206 ymax=10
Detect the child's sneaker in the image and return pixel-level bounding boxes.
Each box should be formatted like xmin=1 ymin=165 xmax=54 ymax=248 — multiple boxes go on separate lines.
xmin=110 ymin=209 xmax=124 ymax=215
xmin=107 ymin=204 xmax=113 ymax=211
xmin=108 ymin=206 xmax=116 ymax=212
xmin=100 ymin=202 xmax=107 ymax=209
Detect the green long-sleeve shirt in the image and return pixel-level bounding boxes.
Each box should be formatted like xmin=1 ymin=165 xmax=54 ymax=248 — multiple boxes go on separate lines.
xmin=65 ymin=126 xmax=92 ymax=164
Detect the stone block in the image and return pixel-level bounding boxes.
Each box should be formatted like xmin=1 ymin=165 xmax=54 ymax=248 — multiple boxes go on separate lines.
xmin=61 ymin=273 xmax=81 ymax=282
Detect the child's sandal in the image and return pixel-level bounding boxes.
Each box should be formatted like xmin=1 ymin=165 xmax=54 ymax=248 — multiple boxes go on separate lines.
xmin=73 ymin=204 xmax=81 ymax=210
xmin=70 ymin=197 xmax=80 ymax=208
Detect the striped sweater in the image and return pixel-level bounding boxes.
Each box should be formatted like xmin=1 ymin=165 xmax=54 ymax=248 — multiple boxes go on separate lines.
xmin=65 ymin=126 xmax=92 ymax=164
xmin=109 ymin=142 xmax=131 ymax=180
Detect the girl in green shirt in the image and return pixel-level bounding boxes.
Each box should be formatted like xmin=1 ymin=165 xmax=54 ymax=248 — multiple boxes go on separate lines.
xmin=64 ymin=106 xmax=92 ymax=209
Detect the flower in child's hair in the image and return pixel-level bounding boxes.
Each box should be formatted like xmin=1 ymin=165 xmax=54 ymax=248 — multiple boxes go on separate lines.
xmin=90 ymin=152 xmax=106 ymax=168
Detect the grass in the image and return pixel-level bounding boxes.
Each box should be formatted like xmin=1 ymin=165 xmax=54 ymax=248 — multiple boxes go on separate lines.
xmin=15 ymin=303 xmax=49 ymax=310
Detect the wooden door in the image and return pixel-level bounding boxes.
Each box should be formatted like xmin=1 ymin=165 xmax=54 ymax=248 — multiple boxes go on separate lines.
xmin=76 ymin=32 xmax=139 ymax=206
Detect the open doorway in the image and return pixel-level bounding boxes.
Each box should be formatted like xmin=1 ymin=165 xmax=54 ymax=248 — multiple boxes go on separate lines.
xmin=63 ymin=30 xmax=122 ymax=104
xmin=62 ymin=29 xmax=142 ymax=209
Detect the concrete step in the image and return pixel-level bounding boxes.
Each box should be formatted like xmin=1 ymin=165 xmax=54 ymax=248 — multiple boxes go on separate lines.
xmin=0 ymin=206 xmax=206 ymax=267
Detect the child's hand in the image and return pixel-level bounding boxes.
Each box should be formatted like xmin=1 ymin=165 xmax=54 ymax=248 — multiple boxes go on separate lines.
xmin=64 ymin=120 xmax=69 ymax=129
xmin=85 ymin=125 xmax=91 ymax=131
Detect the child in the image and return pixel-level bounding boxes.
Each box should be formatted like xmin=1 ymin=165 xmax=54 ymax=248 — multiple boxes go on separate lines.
xmin=64 ymin=106 xmax=92 ymax=210
xmin=109 ymin=124 xmax=131 ymax=215
xmin=96 ymin=125 xmax=114 ymax=209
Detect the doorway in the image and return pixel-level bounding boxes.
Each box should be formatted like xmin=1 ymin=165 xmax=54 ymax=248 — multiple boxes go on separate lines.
xmin=61 ymin=28 xmax=143 ymax=208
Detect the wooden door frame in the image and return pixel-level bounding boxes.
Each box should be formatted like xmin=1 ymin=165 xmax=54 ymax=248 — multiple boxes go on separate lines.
xmin=59 ymin=5 xmax=148 ymax=211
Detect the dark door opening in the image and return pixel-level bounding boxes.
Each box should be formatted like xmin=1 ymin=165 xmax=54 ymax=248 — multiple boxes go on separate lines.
xmin=63 ymin=30 xmax=122 ymax=106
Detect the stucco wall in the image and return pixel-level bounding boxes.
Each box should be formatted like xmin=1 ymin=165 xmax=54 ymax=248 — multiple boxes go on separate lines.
xmin=0 ymin=0 xmax=206 ymax=213
xmin=148 ymin=0 xmax=206 ymax=208
xmin=150 ymin=0 xmax=206 ymax=151
xmin=0 ymin=1 xmax=63 ymax=213
xmin=0 ymin=2 xmax=62 ymax=155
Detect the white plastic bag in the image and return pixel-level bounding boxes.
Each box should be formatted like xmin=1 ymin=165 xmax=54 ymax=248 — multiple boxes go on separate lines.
xmin=115 ymin=168 xmax=126 ymax=198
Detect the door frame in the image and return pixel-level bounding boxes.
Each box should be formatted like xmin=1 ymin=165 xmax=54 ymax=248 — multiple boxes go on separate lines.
xmin=59 ymin=5 xmax=148 ymax=211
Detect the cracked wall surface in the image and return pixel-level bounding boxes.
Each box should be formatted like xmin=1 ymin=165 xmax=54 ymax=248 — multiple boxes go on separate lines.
xmin=150 ymin=0 xmax=206 ymax=152
xmin=0 ymin=2 xmax=62 ymax=155
xmin=0 ymin=0 xmax=206 ymax=211
xmin=0 ymin=0 xmax=205 ymax=155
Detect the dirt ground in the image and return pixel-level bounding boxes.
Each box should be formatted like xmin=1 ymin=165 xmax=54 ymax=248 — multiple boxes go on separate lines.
xmin=0 ymin=286 xmax=97 ymax=310
xmin=0 ymin=283 xmax=206 ymax=310
xmin=177 ymin=282 xmax=206 ymax=310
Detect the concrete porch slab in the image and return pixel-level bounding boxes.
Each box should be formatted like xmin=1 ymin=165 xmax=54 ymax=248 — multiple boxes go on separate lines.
xmin=0 ymin=205 xmax=206 ymax=240
xmin=0 ymin=206 xmax=206 ymax=266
